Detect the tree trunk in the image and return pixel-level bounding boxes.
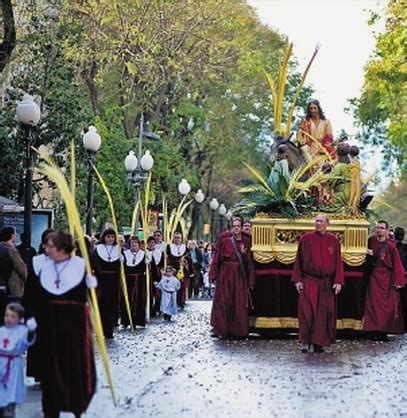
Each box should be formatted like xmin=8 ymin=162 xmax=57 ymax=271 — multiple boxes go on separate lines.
xmin=187 ymin=203 xmax=198 ymax=240
xmin=119 ymin=65 xmax=134 ymax=139
xmin=0 ymin=0 xmax=16 ymax=73
xmin=83 ymin=61 xmax=101 ymax=115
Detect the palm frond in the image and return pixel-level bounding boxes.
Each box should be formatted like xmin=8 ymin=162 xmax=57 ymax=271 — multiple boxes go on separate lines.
xmin=243 ymin=162 xmax=275 ymax=196
xmin=285 ymin=44 xmax=320 ymax=135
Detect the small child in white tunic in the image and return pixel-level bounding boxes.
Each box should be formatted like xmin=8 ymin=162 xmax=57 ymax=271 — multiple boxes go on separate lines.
xmin=0 ymin=303 xmax=36 ymax=418
xmin=154 ymin=266 xmax=181 ymax=321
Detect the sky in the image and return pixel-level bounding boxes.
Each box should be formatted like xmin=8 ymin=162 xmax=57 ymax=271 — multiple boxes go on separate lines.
xmin=247 ymin=0 xmax=386 ymax=138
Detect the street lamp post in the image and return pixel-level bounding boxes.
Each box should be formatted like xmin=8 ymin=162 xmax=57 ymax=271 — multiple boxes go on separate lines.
xmin=83 ymin=126 xmax=102 ymax=236
xmin=178 ymin=178 xmax=191 ymax=197
xmin=194 ymin=189 xmax=205 ymax=241
xmin=125 ymin=150 xmax=154 ymax=235
xmin=125 ymin=113 xmax=157 ymax=236
xmin=225 ymin=210 xmax=233 ymax=230
xmin=218 ymin=203 xmax=227 ymax=232
xmin=209 ymin=198 xmax=219 ymax=242
xmin=177 ymin=178 xmax=191 ymax=237
xmin=16 ymin=94 xmax=41 ymax=264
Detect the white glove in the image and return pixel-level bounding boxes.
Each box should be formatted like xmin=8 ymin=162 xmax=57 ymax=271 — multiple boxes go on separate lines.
xmin=86 ymin=275 xmax=98 ymax=289
xmin=26 ymin=318 xmax=37 ymax=332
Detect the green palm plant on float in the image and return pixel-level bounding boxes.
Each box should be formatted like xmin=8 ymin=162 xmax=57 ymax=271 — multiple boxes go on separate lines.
xmin=235 ymin=157 xmax=331 ymax=218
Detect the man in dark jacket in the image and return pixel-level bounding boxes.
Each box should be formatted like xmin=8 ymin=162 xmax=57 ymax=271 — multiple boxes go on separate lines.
xmin=395 ymin=227 xmax=407 ymax=332
xmin=0 ymin=227 xmax=27 ymax=305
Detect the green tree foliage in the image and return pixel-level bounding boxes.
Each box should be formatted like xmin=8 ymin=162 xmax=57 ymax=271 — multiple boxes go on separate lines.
xmin=373 ymin=178 xmax=407 ymax=228
xmin=351 ymin=0 xmax=406 ymax=175
xmin=1 ymin=0 xmax=314 ymax=231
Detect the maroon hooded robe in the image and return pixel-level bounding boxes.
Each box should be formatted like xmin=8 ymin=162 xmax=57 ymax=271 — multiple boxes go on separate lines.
xmin=292 ymin=231 xmax=344 ymax=347
xmin=363 ymin=236 xmax=405 ymax=333
xmin=209 ymin=233 xmax=255 ymax=337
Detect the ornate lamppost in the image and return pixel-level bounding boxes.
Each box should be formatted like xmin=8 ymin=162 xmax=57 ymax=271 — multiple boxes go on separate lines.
xmin=16 ymin=94 xmax=41 ymax=263
xmin=209 ymin=198 xmax=219 ymax=242
xmin=194 ymin=189 xmax=205 ymax=241
xmin=125 ymin=149 xmax=154 ymax=236
xmin=125 ymin=113 xmax=159 ymax=236
xmin=178 ymin=178 xmax=191 ymax=197
xmin=218 ymin=203 xmax=227 ymax=232
xmin=83 ymin=126 xmax=101 ymax=236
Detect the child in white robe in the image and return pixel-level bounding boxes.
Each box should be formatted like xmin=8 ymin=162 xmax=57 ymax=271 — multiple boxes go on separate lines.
xmin=0 ymin=303 xmax=36 ymax=418
xmin=154 ymin=266 xmax=181 ymax=321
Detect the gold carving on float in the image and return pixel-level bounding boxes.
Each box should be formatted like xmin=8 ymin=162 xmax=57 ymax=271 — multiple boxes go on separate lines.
xmin=250 ymin=316 xmax=363 ymax=330
xmin=336 ymin=319 xmax=363 ymax=330
xmin=252 ymin=216 xmax=370 ymax=267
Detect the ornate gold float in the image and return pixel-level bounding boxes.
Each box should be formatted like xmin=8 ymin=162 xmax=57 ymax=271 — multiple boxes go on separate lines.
xmin=249 ymin=316 xmax=363 ymax=330
xmin=252 ymin=215 xmax=370 ymax=266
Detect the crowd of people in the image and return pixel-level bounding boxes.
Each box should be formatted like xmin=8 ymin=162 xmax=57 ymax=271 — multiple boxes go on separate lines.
xmin=0 ymin=215 xmax=405 ymax=416
xmin=0 ymin=224 xmax=224 ymax=417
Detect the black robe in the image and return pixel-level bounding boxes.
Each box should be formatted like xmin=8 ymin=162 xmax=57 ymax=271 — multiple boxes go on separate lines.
xmin=34 ymin=256 xmax=96 ymax=416
xmin=166 ymin=243 xmax=189 ymax=307
xmin=122 ymin=250 xmax=146 ymax=327
xmin=94 ymin=245 xmax=121 ymax=338
xmin=146 ymin=249 xmax=164 ymax=316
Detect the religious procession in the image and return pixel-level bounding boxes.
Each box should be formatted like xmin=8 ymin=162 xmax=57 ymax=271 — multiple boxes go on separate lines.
xmin=0 ymin=0 xmax=406 ymax=417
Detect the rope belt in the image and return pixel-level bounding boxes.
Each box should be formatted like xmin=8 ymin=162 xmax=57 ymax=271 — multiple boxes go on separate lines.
xmin=0 ymin=354 xmax=18 ymax=386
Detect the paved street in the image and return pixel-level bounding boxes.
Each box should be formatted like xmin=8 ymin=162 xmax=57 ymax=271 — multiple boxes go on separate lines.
xmin=19 ymin=300 xmax=407 ymax=418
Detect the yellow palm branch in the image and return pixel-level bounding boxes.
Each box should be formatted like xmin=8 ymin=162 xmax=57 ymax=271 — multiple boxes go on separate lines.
xmin=288 ymin=156 xmax=326 ymax=189
xmin=162 ymin=196 xmax=168 ymax=268
xmin=140 ymin=172 xmax=153 ymax=321
xmin=131 ymin=200 xmax=140 ymax=236
xmin=285 ymin=44 xmax=320 ymax=136
xmin=170 ymin=196 xmax=193 ymax=242
xmin=263 ymin=69 xmax=278 ymax=127
xmin=276 ymin=40 xmax=293 ymax=133
xmin=69 ymin=140 xmax=76 ymax=236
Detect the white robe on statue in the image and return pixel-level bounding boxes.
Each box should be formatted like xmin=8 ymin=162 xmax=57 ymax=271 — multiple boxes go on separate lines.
xmin=155 ymin=275 xmax=181 ymax=316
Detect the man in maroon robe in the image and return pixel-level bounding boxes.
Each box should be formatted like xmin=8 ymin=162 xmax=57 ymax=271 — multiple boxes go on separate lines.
xmin=209 ymin=216 xmax=255 ymax=338
xmin=292 ymin=214 xmax=344 ymax=353
xmin=363 ymin=220 xmax=405 ymax=340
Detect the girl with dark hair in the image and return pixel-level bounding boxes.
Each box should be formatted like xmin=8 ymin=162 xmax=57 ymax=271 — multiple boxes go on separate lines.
xmin=38 ymin=228 xmax=56 ymax=255
xmin=122 ymin=236 xmax=146 ymax=327
xmin=31 ymin=231 xmax=97 ymax=417
xmin=94 ymin=228 xmax=122 ymax=338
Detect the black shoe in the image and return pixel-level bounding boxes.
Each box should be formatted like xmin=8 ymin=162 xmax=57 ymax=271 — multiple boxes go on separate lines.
xmin=372 ymin=332 xmax=389 ymax=342
xmin=313 ymin=344 xmax=325 ymax=353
